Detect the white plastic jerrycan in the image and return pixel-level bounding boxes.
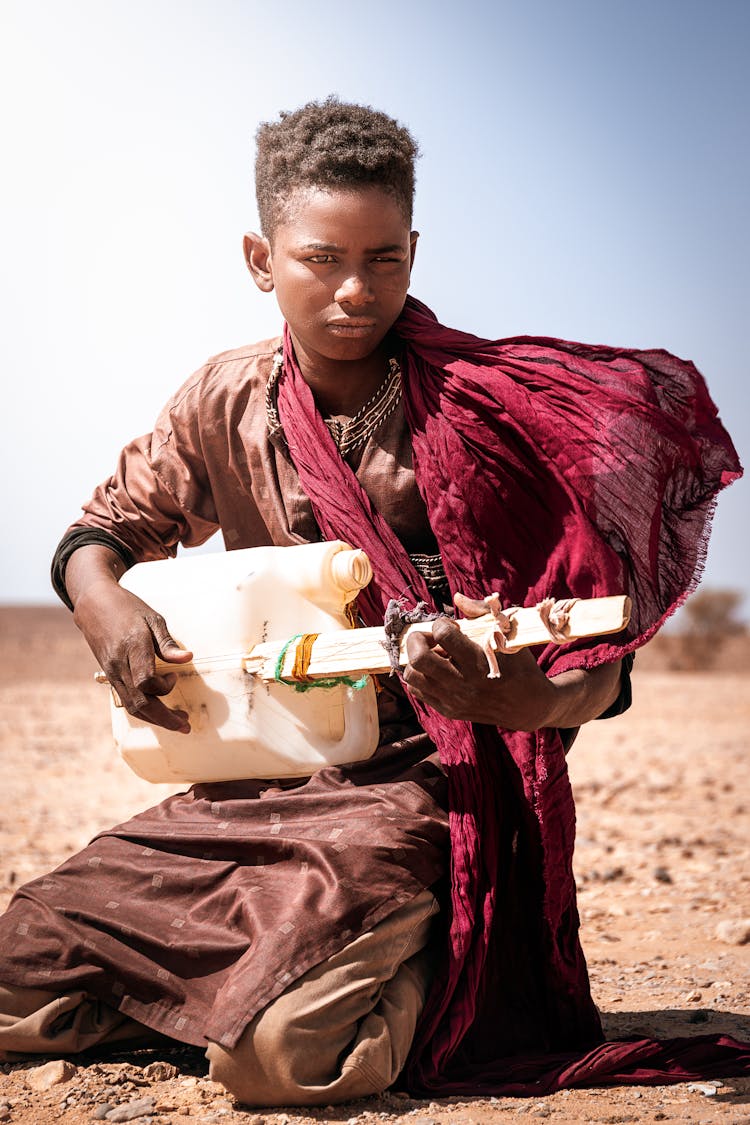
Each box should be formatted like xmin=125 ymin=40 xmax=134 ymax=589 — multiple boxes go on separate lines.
xmin=105 ymin=540 xmax=380 ymax=783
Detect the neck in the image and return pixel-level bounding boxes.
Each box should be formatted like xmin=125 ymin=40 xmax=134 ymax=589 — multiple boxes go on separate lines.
xmin=289 ymin=335 xmax=392 ymax=418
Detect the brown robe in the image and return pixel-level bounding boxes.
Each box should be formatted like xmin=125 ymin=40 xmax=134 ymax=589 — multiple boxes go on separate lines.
xmin=0 ymin=341 xmax=450 ymax=1048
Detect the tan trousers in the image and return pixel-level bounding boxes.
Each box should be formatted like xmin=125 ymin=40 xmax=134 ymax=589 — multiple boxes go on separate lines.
xmin=0 ymin=889 xmax=438 ymax=1106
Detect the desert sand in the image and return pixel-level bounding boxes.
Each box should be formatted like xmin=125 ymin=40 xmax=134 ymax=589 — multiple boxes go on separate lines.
xmin=0 ymin=606 xmax=748 ymax=1124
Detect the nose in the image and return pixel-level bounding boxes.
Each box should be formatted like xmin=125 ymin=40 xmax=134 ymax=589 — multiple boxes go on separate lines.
xmin=334 ymin=271 xmax=375 ymax=308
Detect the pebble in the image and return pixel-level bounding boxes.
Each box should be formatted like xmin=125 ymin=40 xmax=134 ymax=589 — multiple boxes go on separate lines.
xmin=683 ymin=989 xmax=702 ymax=1002
xmin=25 ymin=1059 xmax=78 ymax=1091
xmin=142 ymin=1061 xmax=180 ymax=1081
xmin=93 ymin=1107 xmax=115 ymax=1121
xmin=181 ymin=1077 xmax=199 ymax=1088
xmin=0 ymin=1106 xmax=10 ymax=1122
xmin=104 ymin=1096 xmax=157 ymax=1121
xmin=687 ymin=1082 xmax=718 ymax=1097
xmin=715 ymin=918 xmax=750 ymax=945
xmin=653 ymin=866 xmax=673 ymax=884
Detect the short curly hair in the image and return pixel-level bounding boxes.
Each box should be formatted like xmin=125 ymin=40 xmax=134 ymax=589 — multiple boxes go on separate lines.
xmin=255 ymin=97 xmax=419 ymax=238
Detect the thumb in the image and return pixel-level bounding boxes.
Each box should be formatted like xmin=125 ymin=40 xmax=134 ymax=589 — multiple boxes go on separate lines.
xmin=148 ymin=614 xmax=194 ymax=664
xmin=431 ymin=616 xmax=483 ymax=670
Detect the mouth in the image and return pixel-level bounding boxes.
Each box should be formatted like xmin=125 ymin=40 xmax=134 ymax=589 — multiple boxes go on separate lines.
xmin=326 ymin=318 xmax=378 ymax=338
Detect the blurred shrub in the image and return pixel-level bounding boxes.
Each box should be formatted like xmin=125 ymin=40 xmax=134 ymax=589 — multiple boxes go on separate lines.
xmin=643 ymin=588 xmax=747 ymax=671
xmin=680 ymin=589 xmax=745 ymax=640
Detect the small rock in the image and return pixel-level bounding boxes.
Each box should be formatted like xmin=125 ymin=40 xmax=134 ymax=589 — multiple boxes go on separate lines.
xmin=244 ymin=1116 xmax=266 ymax=1125
xmin=0 ymin=1106 xmax=10 ymax=1122
xmin=105 ymin=1097 xmax=157 ymax=1122
xmin=715 ymin=918 xmax=750 ymax=945
xmin=143 ymin=1061 xmax=179 ymax=1082
xmin=687 ymin=1082 xmax=718 ymax=1097
xmin=198 ymin=1080 xmax=224 ymax=1094
xmin=683 ymin=989 xmax=702 ymax=1003
xmin=181 ymin=1077 xmax=198 ymax=1088
xmin=25 ymin=1059 xmax=78 ymax=1091
xmin=653 ymin=866 xmax=673 ymax=884
xmin=93 ymin=1107 xmax=115 ymax=1122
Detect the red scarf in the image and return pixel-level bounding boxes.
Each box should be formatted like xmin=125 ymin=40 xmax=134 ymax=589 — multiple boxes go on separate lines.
xmin=276 ymin=296 xmax=747 ymax=1093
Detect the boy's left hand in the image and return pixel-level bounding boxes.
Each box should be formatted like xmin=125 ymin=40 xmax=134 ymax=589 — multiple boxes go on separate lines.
xmin=403 ymin=616 xmax=556 ymax=730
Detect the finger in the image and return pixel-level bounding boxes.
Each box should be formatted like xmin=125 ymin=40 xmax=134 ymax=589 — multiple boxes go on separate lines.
xmin=127 ymin=636 xmax=158 ymax=698
xmin=403 ymin=640 xmax=466 ymax=700
xmin=109 ymin=672 xmax=190 ymax=732
xmin=133 ymin=695 xmax=191 ymax=733
xmin=401 ymin=663 xmax=442 ymax=705
xmin=116 ymin=668 xmax=191 ymax=732
xmin=147 ymin=613 xmax=194 ymax=664
xmin=138 ymin=670 xmax=178 ymax=697
xmin=454 ymin=591 xmax=492 ymax=619
xmin=405 ymin=628 xmax=439 ymax=662
xmin=127 ymin=644 xmax=191 ymax=732
xmin=404 ymin=630 xmax=465 ymax=685
xmin=430 ymin=616 xmax=487 ymax=674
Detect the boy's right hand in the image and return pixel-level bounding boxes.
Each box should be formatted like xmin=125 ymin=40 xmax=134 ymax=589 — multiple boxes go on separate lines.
xmin=66 ymin=545 xmax=194 ymax=733
xmin=75 ymin=582 xmax=194 ymax=732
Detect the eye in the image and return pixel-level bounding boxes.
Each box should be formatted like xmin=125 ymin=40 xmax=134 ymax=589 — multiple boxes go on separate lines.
xmin=307 ymin=254 xmax=336 ymax=264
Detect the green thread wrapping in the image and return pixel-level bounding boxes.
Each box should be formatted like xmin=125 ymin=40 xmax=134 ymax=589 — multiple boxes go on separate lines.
xmin=273 ymin=634 xmax=369 ymax=694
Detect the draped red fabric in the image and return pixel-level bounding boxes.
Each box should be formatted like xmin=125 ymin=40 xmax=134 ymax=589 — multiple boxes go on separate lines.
xmin=275 ymin=297 xmax=748 ymax=1093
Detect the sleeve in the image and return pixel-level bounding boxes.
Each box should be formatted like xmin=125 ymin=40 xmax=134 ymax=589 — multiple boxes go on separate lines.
xmin=557 ymin=652 xmax=635 ymax=753
xmin=51 ymin=527 xmax=138 ymax=610
xmin=594 ymin=651 xmax=634 ymax=720
xmin=51 ymin=367 xmax=223 ymax=605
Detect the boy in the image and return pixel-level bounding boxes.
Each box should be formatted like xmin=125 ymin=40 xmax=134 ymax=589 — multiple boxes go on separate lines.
xmin=0 ymin=98 xmax=743 ymax=1104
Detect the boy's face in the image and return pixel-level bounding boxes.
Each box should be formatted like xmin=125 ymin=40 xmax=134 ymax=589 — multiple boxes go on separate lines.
xmin=245 ymin=185 xmax=417 ymax=370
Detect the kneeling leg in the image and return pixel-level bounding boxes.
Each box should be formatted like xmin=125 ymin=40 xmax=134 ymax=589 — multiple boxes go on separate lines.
xmin=206 ymin=888 xmax=439 ymax=1107
xmin=0 ymin=983 xmax=166 ymax=1059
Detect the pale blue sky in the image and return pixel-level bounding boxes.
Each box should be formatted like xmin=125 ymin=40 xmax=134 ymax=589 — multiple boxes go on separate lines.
xmin=1 ymin=0 xmax=747 ymax=609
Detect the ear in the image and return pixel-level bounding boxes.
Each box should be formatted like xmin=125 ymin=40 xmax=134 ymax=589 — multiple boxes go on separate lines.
xmin=409 ymin=230 xmax=419 ymax=272
xmin=243 ymin=232 xmax=274 ymax=292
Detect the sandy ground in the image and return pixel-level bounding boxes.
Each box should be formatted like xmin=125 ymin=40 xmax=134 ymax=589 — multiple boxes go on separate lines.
xmin=0 ymin=606 xmax=748 ymax=1124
